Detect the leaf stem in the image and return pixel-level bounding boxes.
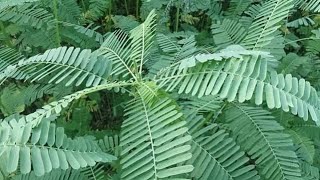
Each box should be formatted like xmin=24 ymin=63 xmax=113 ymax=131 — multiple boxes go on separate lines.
xmin=124 ymin=0 xmax=129 ymax=15
xmin=106 ymin=0 xmax=113 ymax=32
xmin=81 ymin=0 xmax=86 ymax=12
xmin=52 ymin=0 xmax=61 ymax=46
xmin=175 ymin=4 xmax=180 ymax=32
xmin=136 ymin=0 xmax=139 ymax=18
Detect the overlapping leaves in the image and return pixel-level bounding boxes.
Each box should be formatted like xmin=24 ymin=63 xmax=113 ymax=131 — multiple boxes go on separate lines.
xmin=224 ymin=104 xmax=301 ymax=179
xmin=120 ymin=94 xmax=193 ymax=179
xmin=0 ymin=47 xmax=112 ymax=87
xmin=155 ymin=46 xmax=320 ymax=124
xmin=186 ymin=113 xmax=260 ymax=180
xmin=0 ymin=116 xmax=116 ymax=176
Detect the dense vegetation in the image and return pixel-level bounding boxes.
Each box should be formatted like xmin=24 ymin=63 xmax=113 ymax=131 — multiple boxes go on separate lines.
xmin=0 ymin=0 xmax=320 ymax=179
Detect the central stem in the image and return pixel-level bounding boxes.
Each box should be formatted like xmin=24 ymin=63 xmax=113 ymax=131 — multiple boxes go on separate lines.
xmin=136 ymin=0 xmax=139 ymax=18
xmin=52 ymin=0 xmax=61 ymax=46
xmin=175 ymin=4 xmax=180 ymax=32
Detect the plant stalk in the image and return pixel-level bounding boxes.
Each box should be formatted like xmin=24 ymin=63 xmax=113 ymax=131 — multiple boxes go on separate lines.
xmin=53 ymin=0 xmax=61 ymax=46
xmin=124 ymin=0 xmax=129 ymax=15
xmin=175 ymin=5 xmax=180 ymax=32
xmin=136 ymin=0 xmax=139 ymax=18
xmin=81 ymin=0 xmax=86 ymax=12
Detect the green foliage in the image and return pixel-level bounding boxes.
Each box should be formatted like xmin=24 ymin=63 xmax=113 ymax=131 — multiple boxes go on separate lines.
xmin=0 ymin=0 xmax=320 ymax=179
xmin=211 ymin=19 xmax=246 ymax=48
xmin=0 ymin=116 xmax=116 ymax=176
xmin=0 ymin=85 xmax=25 ymax=115
xmin=241 ymin=0 xmax=294 ymax=50
xmin=112 ymin=15 xmax=140 ymax=33
xmin=0 ymin=0 xmax=39 ymax=9
xmin=0 ymin=46 xmax=24 ymax=76
xmin=0 ymin=4 xmax=52 ymax=29
xmin=87 ymin=0 xmax=111 ymax=21
xmin=156 ymin=51 xmax=320 ymax=123
xmin=301 ymin=0 xmax=320 ymax=12
xmin=186 ymin=114 xmax=260 ymax=179
xmin=120 ymin=96 xmax=193 ymax=179
xmin=225 ymin=104 xmax=301 ymax=179
xmin=1 ymin=46 xmax=113 ymax=86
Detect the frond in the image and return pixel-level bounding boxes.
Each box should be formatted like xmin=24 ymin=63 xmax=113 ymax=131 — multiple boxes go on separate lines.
xmin=17 ymin=81 xmax=132 ymax=127
xmin=0 ymin=4 xmax=53 ymax=29
xmin=278 ymin=53 xmax=310 ymax=74
xmin=243 ymin=3 xmax=261 ymax=18
xmin=311 ymin=29 xmax=320 ymax=38
xmin=135 ymin=81 xmax=160 ymax=104
xmin=241 ymin=0 xmax=294 ymax=50
xmin=98 ymin=31 xmax=135 ymax=79
xmin=59 ymin=22 xmax=103 ymax=48
xmin=0 ymin=46 xmax=24 ymax=75
xmin=112 ymin=15 xmax=140 ymax=33
xmin=300 ymin=0 xmax=320 ymax=12
xmin=148 ymin=34 xmax=197 ymax=76
xmin=300 ymin=161 xmax=319 ymax=180
xmin=225 ymin=0 xmax=252 ymax=17
xmin=0 ymin=83 xmax=61 ymax=116
xmin=146 ymin=52 xmax=170 ymax=77
xmin=288 ymin=130 xmax=315 ymax=163
xmin=18 ymin=27 xmax=58 ymax=49
xmin=180 ymin=95 xmax=223 ymax=115
xmin=23 ymin=83 xmax=72 ymax=102
xmin=155 ymin=47 xmax=320 ymax=123
xmin=78 ymin=164 xmax=109 ymax=180
xmin=291 ymin=120 xmax=320 ymax=143
xmin=61 ymin=22 xmax=103 ymax=44
xmin=0 ymin=84 xmax=71 ymax=116
xmin=261 ymin=31 xmax=286 ymax=60
xmin=225 ymin=103 xmax=301 ymax=179
xmin=174 ymin=35 xmax=198 ymax=60
xmin=98 ymin=10 xmax=158 ymax=79
xmin=239 ymin=4 xmax=262 ymax=28
xmin=119 ymin=96 xmax=193 ymax=179
xmin=0 ymin=85 xmax=26 ymax=115
xmin=287 ymin=17 xmax=315 ymax=28
xmin=139 ymin=0 xmax=167 ymax=21
xmin=0 ymin=47 xmax=112 ymax=87
xmin=186 ymin=114 xmax=260 ymax=180
xmin=88 ymin=0 xmax=112 ymax=21
xmin=0 ymin=117 xmax=116 ymax=176
xmin=98 ymin=134 xmax=120 ymax=157
xmin=183 ymin=0 xmax=211 ymax=12
xmin=41 ymin=0 xmax=80 ymax=23
xmin=0 ymin=0 xmax=39 ymax=10
xmin=211 ymin=19 xmax=246 ymax=48
xmin=305 ymin=39 xmax=320 ymax=56
xmin=129 ymin=9 xmax=157 ymax=75
xmin=56 ymin=0 xmax=80 ymax=23
xmin=157 ymin=33 xmax=180 ymax=53
xmin=284 ymin=115 xmax=319 ymax=179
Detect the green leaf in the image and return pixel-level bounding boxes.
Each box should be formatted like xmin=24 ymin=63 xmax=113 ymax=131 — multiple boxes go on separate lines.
xmin=156 ymin=52 xmax=320 ymax=124
xmin=225 ymin=104 xmax=301 ymax=179
xmin=120 ymin=95 xmax=193 ymax=179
